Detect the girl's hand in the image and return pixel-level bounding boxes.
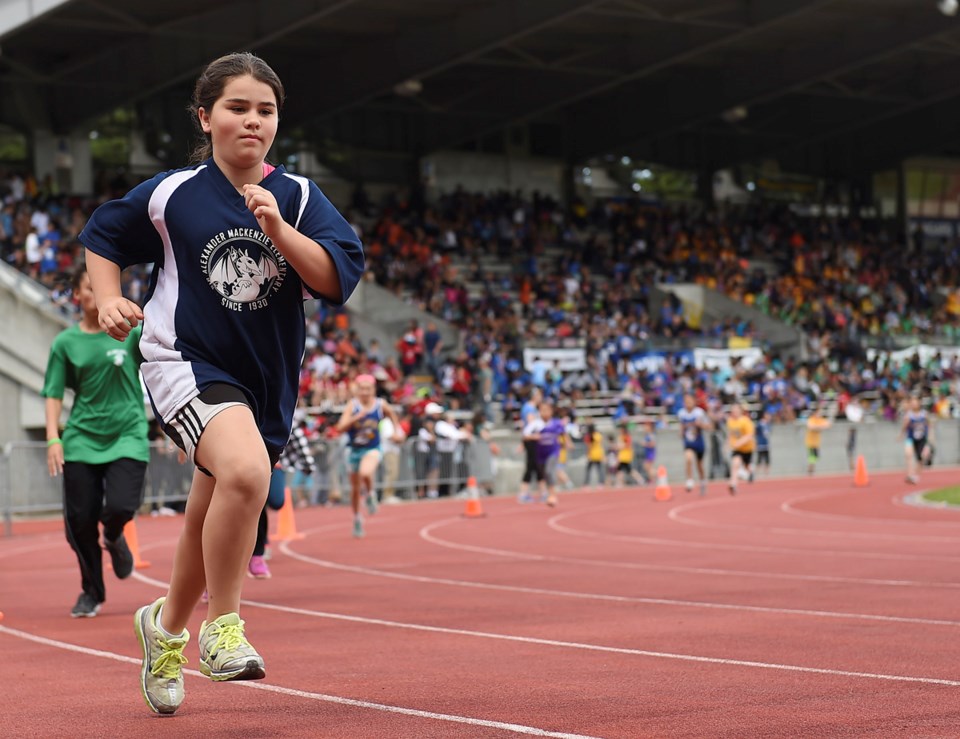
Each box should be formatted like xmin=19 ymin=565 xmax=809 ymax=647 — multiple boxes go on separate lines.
xmin=47 ymin=442 xmax=64 ymax=477
xmin=98 ymin=296 xmax=143 ymax=340
xmin=243 ymin=184 xmax=285 ymax=238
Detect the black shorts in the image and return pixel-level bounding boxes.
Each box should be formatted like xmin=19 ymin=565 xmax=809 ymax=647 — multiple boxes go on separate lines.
xmin=731 ymin=450 xmax=753 ymax=465
xmin=757 ymin=449 xmax=770 ymax=465
xmin=912 ymin=438 xmax=927 ymax=462
xmin=160 ymin=383 xmax=282 ymax=476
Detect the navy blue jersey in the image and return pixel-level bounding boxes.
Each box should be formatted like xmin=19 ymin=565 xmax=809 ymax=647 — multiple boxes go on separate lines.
xmin=348 ymin=399 xmax=384 ymax=450
xmin=80 ymin=159 xmax=363 ymax=451
xmin=905 ymin=411 xmax=929 ymax=442
xmin=755 ymin=419 xmax=771 ymax=451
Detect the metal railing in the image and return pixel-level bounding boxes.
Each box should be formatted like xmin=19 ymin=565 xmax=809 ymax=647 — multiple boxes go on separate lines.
xmin=2 ymin=438 xmax=498 ymax=535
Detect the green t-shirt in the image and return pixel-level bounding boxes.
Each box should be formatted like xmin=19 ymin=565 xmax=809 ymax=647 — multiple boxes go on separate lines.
xmin=42 ymin=324 xmax=150 ymax=464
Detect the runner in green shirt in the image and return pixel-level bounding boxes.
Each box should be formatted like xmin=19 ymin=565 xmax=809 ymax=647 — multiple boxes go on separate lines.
xmin=42 ymin=267 xmax=149 ymax=618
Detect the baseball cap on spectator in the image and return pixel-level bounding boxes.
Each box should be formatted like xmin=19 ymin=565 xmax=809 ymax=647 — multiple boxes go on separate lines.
xmin=425 ymin=402 xmax=444 ymax=415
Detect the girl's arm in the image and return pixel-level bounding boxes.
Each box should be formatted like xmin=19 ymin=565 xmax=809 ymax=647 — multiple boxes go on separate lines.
xmin=243 ymin=184 xmax=346 ymax=302
xmin=335 ymin=403 xmax=356 ymax=432
xmin=85 ymin=249 xmax=143 ymax=340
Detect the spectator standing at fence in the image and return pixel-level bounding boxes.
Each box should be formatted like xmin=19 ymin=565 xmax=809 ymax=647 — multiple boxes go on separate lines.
xmin=583 ymin=423 xmax=606 ymax=487
xmin=379 ymin=411 xmax=407 ymax=503
xmin=42 ymin=267 xmax=150 ymax=619
xmin=639 ymin=420 xmax=656 ymax=485
xmin=81 ymin=52 xmax=363 ymax=714
xmin=432 ymin=403 xmax=472 ymax=496
xmin=416 ymin=415 xmax=440 ymax=498
xmin=615 ymin=423 xmax=646 ymax=488
xmin=336 ymin=374 xmax=403 ymax=537
xmin=805 ymin=405 xmax=832 ymax=475
xmin=754 ymin=409 xmax=772 ymax=477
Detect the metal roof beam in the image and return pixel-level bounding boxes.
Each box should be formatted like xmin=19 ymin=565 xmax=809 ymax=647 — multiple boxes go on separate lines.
xmin=426 ymin=0 xmax=827 ymax=154
xmin=282 ymin=0 xmax=604 ymax=124
xmin=573 ymin=7 xmax=955 ymax=159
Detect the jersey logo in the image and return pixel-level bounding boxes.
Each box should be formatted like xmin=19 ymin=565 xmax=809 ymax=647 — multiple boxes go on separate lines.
xmin=106 ymin=348 xmax=127 ymax=366
xmin=201 ymin=230 xmax=287 ymax=311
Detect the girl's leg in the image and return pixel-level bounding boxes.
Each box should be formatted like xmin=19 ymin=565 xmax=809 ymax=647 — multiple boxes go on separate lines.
xmin=349 ymin=471 xmax=361 ymax=517
xmin=359 ymin=450 xmax=382 ymax=514
xmin=193 ymin=406 xmax=271 ymax=623
xmin=160 ymin=468 xmax=214 ymax=633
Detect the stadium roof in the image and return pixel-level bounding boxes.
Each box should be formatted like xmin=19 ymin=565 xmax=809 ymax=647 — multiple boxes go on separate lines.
xmin=2 ymin=0 xmax=960 ymax=179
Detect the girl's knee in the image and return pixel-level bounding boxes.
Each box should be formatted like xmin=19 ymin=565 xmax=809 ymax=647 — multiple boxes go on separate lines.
xmin=217 ymin=460 xmax=271 ymax=504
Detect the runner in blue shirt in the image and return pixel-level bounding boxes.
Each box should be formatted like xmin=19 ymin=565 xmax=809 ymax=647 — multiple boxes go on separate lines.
xmin=82 ymin=52 xmax=364 ymax=716
xmin=677 ymin=394 xmax=711 ymax=496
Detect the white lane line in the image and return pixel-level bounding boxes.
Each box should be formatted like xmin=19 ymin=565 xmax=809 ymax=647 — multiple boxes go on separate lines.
xmin=0 ymin=624 xmax=601 ymax=739
xmin=780 ymin=491 xmax=960 ymax=529
xmin=546 ymin=505 xmax=960 ymax=559
xmin=419 ymin=519 xmax=960 ymax=589
xmin=121 ymin=576 xmax=960 ymax=689
xmin=667 ymin=497 xmax=960 ymax=546
xmin=279 ymin=540 xmax=960 ymax=628
xmin=0 ymin=538 xmax=64 ymax=560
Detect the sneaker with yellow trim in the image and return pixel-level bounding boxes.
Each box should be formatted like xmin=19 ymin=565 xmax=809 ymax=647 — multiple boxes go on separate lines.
xmin=133 ymin=597 xmax=189 ymax=714
xmin=198 ymin=613 xmax=265 ymax=681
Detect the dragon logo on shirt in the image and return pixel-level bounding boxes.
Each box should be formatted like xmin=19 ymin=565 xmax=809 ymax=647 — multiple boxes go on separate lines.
xmin=201 ymin=230 xmax=287 ymax=311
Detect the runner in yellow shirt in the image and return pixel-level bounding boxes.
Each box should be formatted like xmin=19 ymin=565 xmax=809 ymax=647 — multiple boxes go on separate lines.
xmin=805 ymin=405 xmax=832 ymax=475
xmin=726 ymin=403 xmax=755 ymax=496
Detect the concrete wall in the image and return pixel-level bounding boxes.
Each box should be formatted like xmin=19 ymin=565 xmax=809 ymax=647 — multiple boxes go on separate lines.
xmin=0 ymin=262 xmax=71 ymax=443
xmin=344 ymin=278 xmax=461 ymax=360
xmin=492 ymin=419 xmax=957 ymax=494
xmin=422 ymin=151 xmax=564 ymax=200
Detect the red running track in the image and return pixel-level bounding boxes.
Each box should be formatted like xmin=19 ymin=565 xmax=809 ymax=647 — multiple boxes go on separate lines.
xmin=2 ymin=468 xmax=960 ymax=737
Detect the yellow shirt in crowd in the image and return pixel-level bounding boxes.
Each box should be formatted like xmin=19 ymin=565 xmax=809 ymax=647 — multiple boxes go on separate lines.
xmin=805 ymin=416 xmax=831 ymax=449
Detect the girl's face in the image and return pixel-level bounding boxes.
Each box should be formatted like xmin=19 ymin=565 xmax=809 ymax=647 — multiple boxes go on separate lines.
xmin=199 ymin=74 xmax=279 ymax=171
xmin=355 ymin=380 xmax=375 ymax=402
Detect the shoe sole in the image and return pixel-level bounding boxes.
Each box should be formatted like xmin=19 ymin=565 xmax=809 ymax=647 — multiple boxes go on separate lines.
xmin=246 ymin=571 xmax=271 ymax=579
xmin=134 ymin=605 xmax=178 ymax=715
xmin=71 ymin=605 xmax=100 ymax=618
xmin=199 ymin=659 xmax=265 ymax=682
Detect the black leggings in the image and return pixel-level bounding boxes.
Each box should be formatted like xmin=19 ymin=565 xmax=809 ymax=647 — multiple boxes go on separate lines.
xmin=63 ymin=458 xmax=146 ymax=604
xmin=584 ymin=460 xmax=605 ymax=485
xmin=253 ymin=506 xmax=268 ymax=557
xmin=522 ymin=440 xmax=541 ymax=483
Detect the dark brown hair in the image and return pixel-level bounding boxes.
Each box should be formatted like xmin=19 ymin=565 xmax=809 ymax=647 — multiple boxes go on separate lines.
xmin=71 ymin=265 xmax=87 ymax=289
xmin=188 ymin=52 xmax=285 ymax=163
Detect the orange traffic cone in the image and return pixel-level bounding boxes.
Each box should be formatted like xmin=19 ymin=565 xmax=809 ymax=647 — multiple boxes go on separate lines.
xmin=654 ymin=465 xmax=672 ymax=501
xmin=274 ymin=487 xmax=305 ymax=541
xmin=854 ymin=455 xmax=869 ymax=487
xmin=123 ymin=519 xmax=151 ymax=569
xmin=463 ymin=476 xmax=485 ymax=518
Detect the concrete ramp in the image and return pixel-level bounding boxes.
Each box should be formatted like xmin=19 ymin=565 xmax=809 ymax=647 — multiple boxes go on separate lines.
xmin=0 ymin=263 xmax=70 ymax=440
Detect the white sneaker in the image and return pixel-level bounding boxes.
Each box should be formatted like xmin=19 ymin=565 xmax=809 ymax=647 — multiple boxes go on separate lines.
xmin=134 ymin=597 xmax=189 ymax=714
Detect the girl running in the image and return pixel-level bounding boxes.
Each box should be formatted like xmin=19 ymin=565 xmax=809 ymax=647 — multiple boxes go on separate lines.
xmin=901 ymin=396 xmax=934 ymax=484
xmin=335 ymin=374 xmax=403 ymax=537
xmin=81 ymin=53 xmax=364 ymax=715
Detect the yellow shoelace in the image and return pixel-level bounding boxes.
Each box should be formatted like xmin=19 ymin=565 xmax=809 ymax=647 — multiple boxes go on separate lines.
xmin=210 ymin=622 xmax=250 ymax=654
xmin=152 ymin=638 xmax=188 ymax=679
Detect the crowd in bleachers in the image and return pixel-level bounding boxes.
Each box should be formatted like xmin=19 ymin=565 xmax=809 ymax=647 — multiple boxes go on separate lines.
xmin=8 ymin=168 xmax=960 ymax=439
